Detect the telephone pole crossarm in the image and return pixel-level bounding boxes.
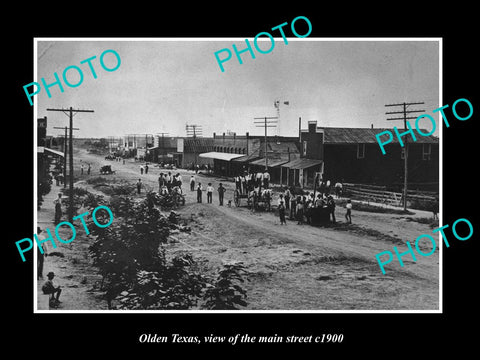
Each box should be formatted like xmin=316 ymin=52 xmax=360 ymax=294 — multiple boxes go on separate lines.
xmin=383 ymin=101 xmax=424 ymax=211
xmin=47 ymin=107 xmax=94 ymax=222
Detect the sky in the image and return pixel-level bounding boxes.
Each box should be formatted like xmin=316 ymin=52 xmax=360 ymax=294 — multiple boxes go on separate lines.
xmin=35 ymin=38 xmax=440 ymax=139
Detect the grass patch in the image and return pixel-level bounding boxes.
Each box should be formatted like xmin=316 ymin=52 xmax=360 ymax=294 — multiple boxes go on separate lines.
xmin=86 ymin=176 xmax=113 ymax=185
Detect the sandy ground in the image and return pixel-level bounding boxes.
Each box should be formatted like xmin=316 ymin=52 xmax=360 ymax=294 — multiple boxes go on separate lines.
xmin=36 ymin=149 xmax=439 ymax=311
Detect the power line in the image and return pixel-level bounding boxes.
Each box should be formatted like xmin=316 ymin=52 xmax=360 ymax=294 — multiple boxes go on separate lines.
xmin=53 ymin=126 xmax=79 ymax=189
xmin=385 ymin=101 xmax=424 ymax=211
xmin=47 ymin=107 xmax=94 ymax=222
xmin=254 ymin=116 xmax=278 ymax=170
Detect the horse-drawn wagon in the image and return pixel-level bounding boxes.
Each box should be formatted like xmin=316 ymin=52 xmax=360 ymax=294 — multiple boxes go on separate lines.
xmin=100 ymin=165 xmax=115 ymax=175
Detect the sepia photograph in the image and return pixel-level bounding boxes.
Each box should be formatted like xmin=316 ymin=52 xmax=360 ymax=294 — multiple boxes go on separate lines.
xmin=33 ymin=38 xmax=441 ymax=312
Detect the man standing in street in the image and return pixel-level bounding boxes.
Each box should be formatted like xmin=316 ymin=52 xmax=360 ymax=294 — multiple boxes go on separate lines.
xmin=217 ymin=183 xmax=226 ymax=206
xmin=137 ymin=179 xmax=142 ymax=194
xmin=53 ymin=193 xmax=62 ymax=225
xmin=158 ymin=173 xmax=164 ymax=192
xmin=197 ymin=183 xmax=203 ymax=203
xmin=206 ymin=183 xmax=214 ymax=204
xmin=190 ymin=175 xmax=196 ymax=191
xmin=327 ymin=195 xmax=336 ymax=223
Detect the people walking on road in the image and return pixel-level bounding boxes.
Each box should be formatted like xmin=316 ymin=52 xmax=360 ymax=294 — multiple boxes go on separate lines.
xmin=190 ymin=175 xmax=196 ymax=191
xmin=145 ymin=163 xmax=149 ymax=174
xmin=345 ymin=199 xmax=352 ymax=224
xmin=217 ymin=183 xmax=226 ymax=206
xmin=140 ymin=165 xmax=144 ymax=175
xmin=136 ymin=179 xmax=142 ymax=194
xmin=53 ymin=193 xmax=62 ymax=224
xmin=80 ymin=164 xmax=84 ymax=175
xmin=87 ymin=164 xmax=91 ymax=175
xmin=196 ymin=183 xmax=203 ymax=203
xmin=206 ymin=183 xmax=214 ymax=204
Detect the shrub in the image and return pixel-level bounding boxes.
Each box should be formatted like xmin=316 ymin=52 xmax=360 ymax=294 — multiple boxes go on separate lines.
xmin=202 ymin=262 xmax=248 ymax=310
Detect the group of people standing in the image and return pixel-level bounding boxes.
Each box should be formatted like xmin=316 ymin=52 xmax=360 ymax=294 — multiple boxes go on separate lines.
xmin=276 ymin=186 xmax=351 ymax=226
xmin=80 ymin=162 xmax=91 ymax=175
xmin=158 ymin=172 xmax=182 ymax=192
xmin=193 ymin=180 xmax=227 ymax=206
xmin=234 ymin=170 xmax=271 ymax=195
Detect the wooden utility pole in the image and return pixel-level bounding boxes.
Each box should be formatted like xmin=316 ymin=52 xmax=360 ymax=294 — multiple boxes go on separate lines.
xmin=254 ymin=116 xmax=278 ymax=170
xmin=156 ymin=132 xmax=169 ymax=163
xmin=53 ymin=126 xmax=79 ymax=188
xmin=47 ymin=107 xmax=94 ymax=222
xmin=385 ymin=101 xmax=424 ymax=210
xmin=186 ymin=124 xmax=202 ymax=167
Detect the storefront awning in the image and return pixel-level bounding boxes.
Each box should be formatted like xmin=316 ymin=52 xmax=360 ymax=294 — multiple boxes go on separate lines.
xmin=38 ymin=146 xmax=64 ymax=157
xmin=249 ymin=157 xmax=290 ymax=168
xmin=281 ymin=158 xmax=323 ymax=169
xmin=199 ymin=152 xmax=245 ymax=161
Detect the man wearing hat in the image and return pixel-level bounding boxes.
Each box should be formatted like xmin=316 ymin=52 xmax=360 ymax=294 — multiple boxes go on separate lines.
xmin=42 ymin=272 xmax=62 ymax=307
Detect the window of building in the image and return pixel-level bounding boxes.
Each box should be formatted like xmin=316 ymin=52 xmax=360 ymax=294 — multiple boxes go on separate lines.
xmin=422 ymin=143 xmax=431 ymax=160
xmin=302 ymin=141 xmax=307 ymax=156
xmin=357 ymin=143 xmax=365 ymax=159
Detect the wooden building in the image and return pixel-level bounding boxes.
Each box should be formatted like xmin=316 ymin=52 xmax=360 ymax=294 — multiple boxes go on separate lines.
xmin=299 ymin=121 xmax=439 ymax=190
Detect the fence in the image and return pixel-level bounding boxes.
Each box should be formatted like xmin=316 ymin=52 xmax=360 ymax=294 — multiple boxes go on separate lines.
xmin=343 ymin=183 xmax=438 ymax=209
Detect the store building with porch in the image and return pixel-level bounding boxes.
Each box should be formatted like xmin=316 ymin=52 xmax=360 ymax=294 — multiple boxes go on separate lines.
xmin=298 ymin=120 xmax=439 ymax=190
xmin=199 ymin=132 xmax=300 ymax=179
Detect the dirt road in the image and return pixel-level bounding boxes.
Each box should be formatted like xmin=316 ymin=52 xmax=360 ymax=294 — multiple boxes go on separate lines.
xmin=39 ymin=149 xmax=439 ymax=310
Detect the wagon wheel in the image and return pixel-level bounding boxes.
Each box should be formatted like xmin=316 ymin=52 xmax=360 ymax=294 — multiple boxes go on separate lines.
xmin=234 ymin=190 xmax=241 ymax=207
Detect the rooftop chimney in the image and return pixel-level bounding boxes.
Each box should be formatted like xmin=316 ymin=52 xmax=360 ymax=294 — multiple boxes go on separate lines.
xmin=308 ymin=121 xmax=318 ymax=133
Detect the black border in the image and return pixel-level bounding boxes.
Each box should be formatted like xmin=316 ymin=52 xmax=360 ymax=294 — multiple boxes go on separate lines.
xmin=7 ymin=5 xmax=478 ymax=354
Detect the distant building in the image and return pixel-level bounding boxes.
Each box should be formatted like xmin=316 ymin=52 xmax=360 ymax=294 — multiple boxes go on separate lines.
xmin=179 ymin=137 xmax=214 ymax=168
xmin=200 ymin=132 xmax=300 ymax=179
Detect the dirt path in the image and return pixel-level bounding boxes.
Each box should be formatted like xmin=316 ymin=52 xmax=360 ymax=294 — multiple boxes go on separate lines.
xmin=38 ymin=149 xmax=439 ymax=310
